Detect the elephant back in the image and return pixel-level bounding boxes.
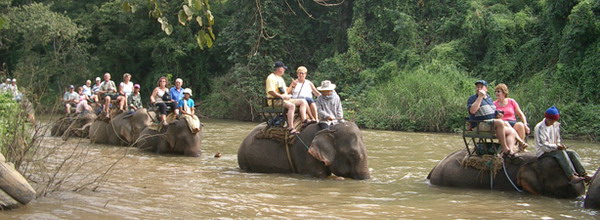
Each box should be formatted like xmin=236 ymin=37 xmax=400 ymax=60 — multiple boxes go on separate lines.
xmin=517 ymin=156 xmax=585 ymax=199
xmin=584 ymin=167 xmax=600 ymax=209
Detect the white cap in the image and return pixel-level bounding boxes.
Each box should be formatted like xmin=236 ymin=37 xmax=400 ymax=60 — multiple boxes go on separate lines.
xmin=183 ymin=88 xmax=193 ymax=97
xmin=95 ymin=77 xmax=101 ymax=81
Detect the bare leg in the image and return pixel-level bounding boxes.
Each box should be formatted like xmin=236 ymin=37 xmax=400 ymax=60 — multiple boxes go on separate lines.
xmin=118 ymin=96 xmax=126 ymax=111
xmin=104 ymin=96 xmax=111 ymax=113
xmin=65 ymin=104 xmax=71 ymax=114
xmin=514 ymin=122 xmax=526 ymax=140
xmin=310 ymin=103 xmax=318 ymax=121
xmin=284 ymin=101 xmax=295 ymax=130
xmin=493 ymin=120 xmax=510 ymax=154
xmin=291 ymin=99 xmax=308 ymax=122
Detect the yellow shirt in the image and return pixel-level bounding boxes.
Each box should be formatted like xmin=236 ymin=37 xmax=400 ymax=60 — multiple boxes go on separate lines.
xmin=265 ymin=73 xmax=287 ymax=98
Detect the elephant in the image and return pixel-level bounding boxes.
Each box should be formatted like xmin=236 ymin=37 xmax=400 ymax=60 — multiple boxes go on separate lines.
xmin=135 ymin=118 xmax=202 ymax=157
xmin=89 ymin=109 xmax=153 ymax=146
xmin=237 ymin=121 xmax=370 ymax=180
xmin=51 ymin=112 xmax=97 ymax=139
xmin=584 ymin=167 xmax=600 ymax=209
xmin=427 ymin=149 xmax=585 ymax=199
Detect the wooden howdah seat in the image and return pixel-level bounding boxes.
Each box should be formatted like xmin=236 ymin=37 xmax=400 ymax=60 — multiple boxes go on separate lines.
xmin=258 ymin=97 xmax=299 ymax=128
xmin=462 ymin=118 xmax=500 ymax=157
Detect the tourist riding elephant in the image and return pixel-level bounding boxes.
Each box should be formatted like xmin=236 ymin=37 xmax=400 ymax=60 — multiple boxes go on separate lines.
xmin=427 ymin=149 xmax=585 ymax=199
xmin=135 ymin=119 xmax=202 ymax=157
xmin=237 ymin=121 xmax=370 ymax=180
xmin=584 ymin=167 xmax=600 ymax=209
xmin=89 ymin=109 xmax=153 ymax=146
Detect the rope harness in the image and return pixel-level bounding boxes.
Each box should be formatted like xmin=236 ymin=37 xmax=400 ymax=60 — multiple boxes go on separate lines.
xmin=255 ymin=122 xmax=311 ymax=173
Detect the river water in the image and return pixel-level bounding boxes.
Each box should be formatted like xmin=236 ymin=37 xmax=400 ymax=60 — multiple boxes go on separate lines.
xmin=2 ymin=119 xmax=599 ymax=219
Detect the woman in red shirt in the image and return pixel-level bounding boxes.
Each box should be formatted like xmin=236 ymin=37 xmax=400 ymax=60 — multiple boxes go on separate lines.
xmin=494 ymin=83 xmax=530 ymax=143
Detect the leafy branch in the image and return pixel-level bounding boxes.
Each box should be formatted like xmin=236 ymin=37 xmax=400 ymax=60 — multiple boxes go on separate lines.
xmin=122 ymin=0 xmax=216 ymax=49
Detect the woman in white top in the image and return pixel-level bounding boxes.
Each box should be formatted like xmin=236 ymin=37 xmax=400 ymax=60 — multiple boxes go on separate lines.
xmin=119 ymin=73 xmax=134 ymax=97
xmin=150 ymin=76 xmax=175 ymax=125
xmin=287 ymin=66 xmax=321 ymax=122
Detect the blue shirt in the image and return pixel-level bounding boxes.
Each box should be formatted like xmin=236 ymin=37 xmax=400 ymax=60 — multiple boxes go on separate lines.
xmin=467 ymin=93 xmax=496 ymax=126
xmin=169 ymin=87 xmax=184 ymax=103
xmin=178 ymin=98 xmax=195 ymax=108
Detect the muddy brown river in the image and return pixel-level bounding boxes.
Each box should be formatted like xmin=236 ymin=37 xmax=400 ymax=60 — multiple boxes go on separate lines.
xmin=1 ymin=119 xmax=599 ymax=218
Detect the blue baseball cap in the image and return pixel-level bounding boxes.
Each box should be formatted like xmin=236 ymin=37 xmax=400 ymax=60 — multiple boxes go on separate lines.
xmin=274 ymin=61 xmax=288 ymax=70
xmin=475 ymin=80 xmax=488 ymax=87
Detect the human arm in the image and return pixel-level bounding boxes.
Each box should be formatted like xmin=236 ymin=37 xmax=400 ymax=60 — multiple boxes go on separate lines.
xmin=468 ymin=91 xmax=486 ymax=115
xmin=119 ymin=83 xmax=125 ymax=96
xmin=310 ymin=82 xmax=321 ymax=97
xmin=512 ymin=99 xmax=530 ymax=133
xmin=335 ymin=95 xmax=343 ymax=120
xmin=286 ymin=79 xmax=298 ymax=95
xmin=150 ymin=88 xmax=157 ymax=104
xmin=534 ymin=123 xmax=560 ymax=153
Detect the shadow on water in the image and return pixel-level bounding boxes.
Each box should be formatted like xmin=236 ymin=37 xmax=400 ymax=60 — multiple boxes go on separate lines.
xmin=2 ymin=119 xmax=599 ymax=218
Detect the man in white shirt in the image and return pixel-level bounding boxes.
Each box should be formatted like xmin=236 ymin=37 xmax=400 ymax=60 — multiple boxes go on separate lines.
xmin=534 ymin=106 xmax=591 ymax=184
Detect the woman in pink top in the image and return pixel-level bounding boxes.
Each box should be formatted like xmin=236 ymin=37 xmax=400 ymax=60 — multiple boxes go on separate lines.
xmin=494 ymin=83 xmax=530 ymax=142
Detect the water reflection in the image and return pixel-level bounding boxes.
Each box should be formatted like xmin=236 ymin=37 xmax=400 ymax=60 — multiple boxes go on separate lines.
xmin=2 ymin=119 xmax=599 ymax=218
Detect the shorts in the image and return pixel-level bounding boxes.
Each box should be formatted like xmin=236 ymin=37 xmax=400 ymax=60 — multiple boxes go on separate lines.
xmin=477 ymin=119 xmax=495 ymax=132
xmin=507 ymin=120 xmax=517 ymax=127
xmin=103 ymin=94 xmax=120 ymax=100
xmin=304 ymin=97 xmax=315 ymax=105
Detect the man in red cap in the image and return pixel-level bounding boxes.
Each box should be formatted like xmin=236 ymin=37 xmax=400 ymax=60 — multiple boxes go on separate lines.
xmin=534 ymin=106 xmax=591 ymax=184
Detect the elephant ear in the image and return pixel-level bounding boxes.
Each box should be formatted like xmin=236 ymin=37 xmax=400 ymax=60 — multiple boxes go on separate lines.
xmin=517 ymin=162 xmax=541 ymax=195
xmin=308 ymin=129 xmax=336 ymax=166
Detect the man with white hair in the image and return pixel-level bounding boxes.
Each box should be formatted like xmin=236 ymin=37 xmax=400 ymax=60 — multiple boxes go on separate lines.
xmin=98 ymin=72 xmax=125 ymax=116
xmin=170 ymin=78 xmax=184 ymax=115
xmin=0 ymin=78 xmax=8 ymax=92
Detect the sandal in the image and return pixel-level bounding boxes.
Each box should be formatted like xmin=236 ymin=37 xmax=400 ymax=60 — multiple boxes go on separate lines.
xmin=502 ymin=151 xmax=515 ymax=158
xmin=287 ymin=127 xmax=300 ymax=135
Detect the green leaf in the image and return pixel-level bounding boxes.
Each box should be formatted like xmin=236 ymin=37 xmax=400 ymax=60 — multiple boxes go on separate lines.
xmin=206 ymin=10 xmax=214 ymax=26
xmin=122 ymin=2 xmax=132 ymax=13
xmin=204 ymin=32 xmax=213 ymax=48
xmin=208 ymin=27 xmax=215 ymax=40
xmin=193 ymin=0 xmax=203 ymax=11
xmin=183 ymin=5 xmax=193 ymax=18
xmin=196 ymin=16 xmax=203 ymax=27
xmin=0 ymin=17 xmax=4 ymax=30
xmin=178 ymin=10 xmax=187 ymax=26
xmin=164 ymin=23 xmax=173 ymax=35
xmin=196 ymin=33 xmax=205 ymax=49
xmin=203 ymin=0 xmax=210 ymax=10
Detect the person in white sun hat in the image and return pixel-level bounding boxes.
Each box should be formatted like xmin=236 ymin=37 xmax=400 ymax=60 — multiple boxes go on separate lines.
xmin=315 ymin=80 xmax=343 ymax=130
xmin=178 ymin=88 xmax=201 ymax=133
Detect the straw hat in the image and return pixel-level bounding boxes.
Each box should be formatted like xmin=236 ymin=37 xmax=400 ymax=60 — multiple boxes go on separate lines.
xmin=317 ymin=80 xmax=336 ymax=91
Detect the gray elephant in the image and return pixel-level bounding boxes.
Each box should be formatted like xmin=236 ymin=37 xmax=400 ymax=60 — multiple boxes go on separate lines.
xmin=237 ymin=121 xmax=370 ymax=180
xmin=51 ymin=112 xmax=97 ymax=139
xmin=89 ymin=109 xmax=153 ymax=146
xmin=135 ymin=119 xmax=202 ymax=157
xmin=428 ymin=149 xmax=585 ymax=199
xmin=584 ymin=167 xmax=600 ymax=209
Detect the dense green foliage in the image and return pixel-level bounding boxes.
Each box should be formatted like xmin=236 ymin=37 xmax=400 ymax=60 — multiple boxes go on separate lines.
xmin=1 ymin=0 xmax=599 ymax=140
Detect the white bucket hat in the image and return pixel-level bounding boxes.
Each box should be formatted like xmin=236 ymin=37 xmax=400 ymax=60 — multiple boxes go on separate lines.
xmin=317 ymin=80 xmax=336 ymax=91
xmin=183 ymin=88 xmax=193 ymax=97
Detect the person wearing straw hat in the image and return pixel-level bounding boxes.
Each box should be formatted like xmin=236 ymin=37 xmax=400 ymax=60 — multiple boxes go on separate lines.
xmin=178 ymin=88 xmax=201 ymax=133
xmin=315 ymin=80 xmax=343 ymax=130
xmin=534 ymin=106 xmax=591 ymax=184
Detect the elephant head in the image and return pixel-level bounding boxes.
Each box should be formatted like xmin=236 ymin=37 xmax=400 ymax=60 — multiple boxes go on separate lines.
xmin=584 ymin=167 xmax=600 ymax=209
xmin=136 ymin=119 xmax=202 ymax=157
xmin=517 ymin=156 xmax=585 ymax=199
xmin=307 ymin=122 xmax=370 ymax=180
